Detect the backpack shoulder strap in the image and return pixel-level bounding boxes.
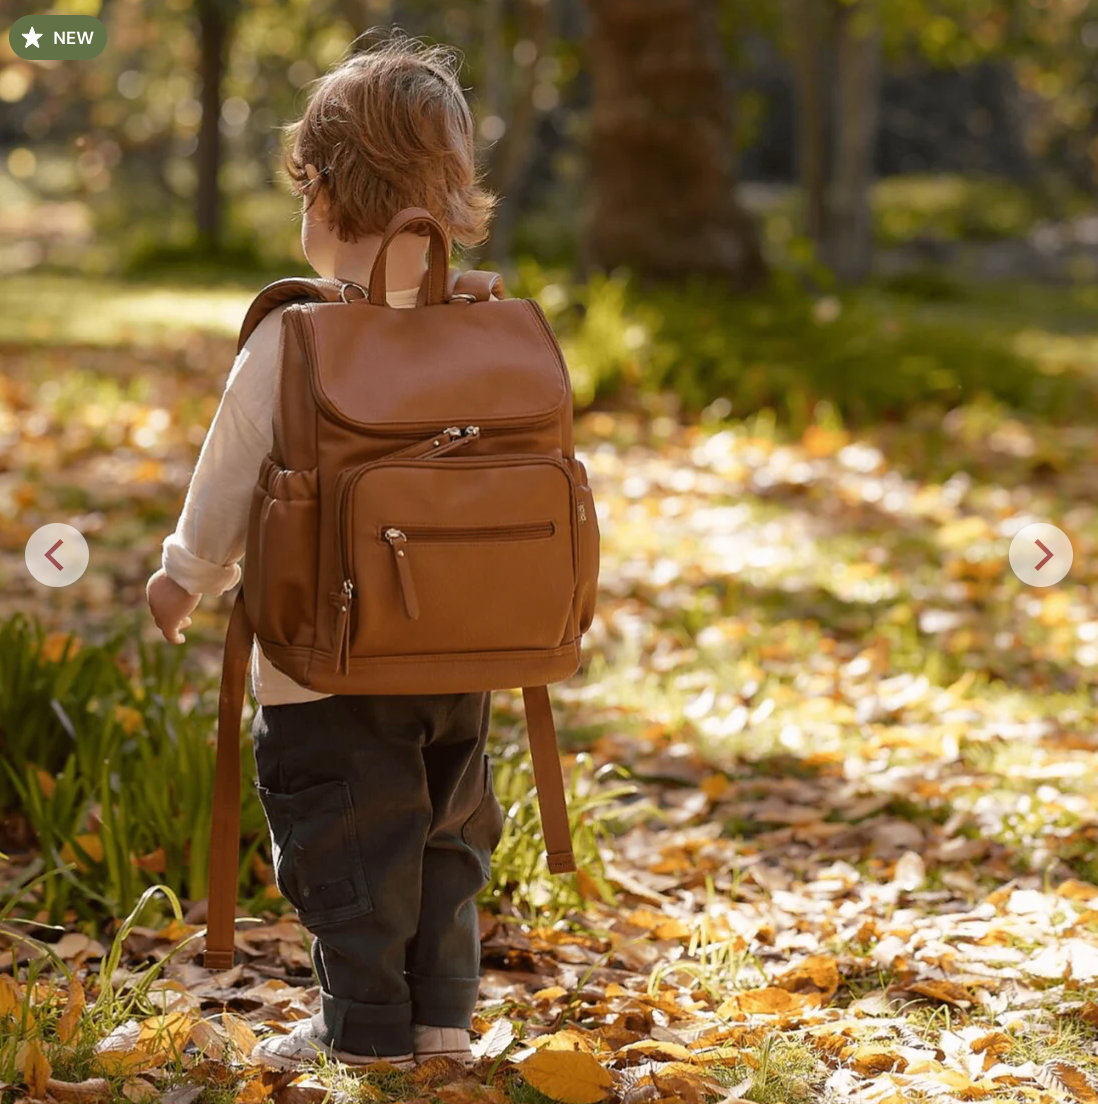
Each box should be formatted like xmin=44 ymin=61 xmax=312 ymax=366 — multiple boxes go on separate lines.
xmin=522 ymin=685 xmax=576 ymax=874
xmin=236 ymin=277 xmax=346 ymax=353
xmin=202 ymin=590 xmax=254 ymax=969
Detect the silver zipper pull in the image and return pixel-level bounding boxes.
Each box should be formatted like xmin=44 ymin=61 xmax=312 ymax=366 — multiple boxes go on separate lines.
xmin=463 ymin=425 xmax=480 ymax=438
xmin=384 ymin=529 xmax=419 ymax=619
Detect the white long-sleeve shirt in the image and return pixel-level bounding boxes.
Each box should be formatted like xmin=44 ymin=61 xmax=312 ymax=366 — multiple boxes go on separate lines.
xmin=162 ymin=284 xmax=422 ymax=706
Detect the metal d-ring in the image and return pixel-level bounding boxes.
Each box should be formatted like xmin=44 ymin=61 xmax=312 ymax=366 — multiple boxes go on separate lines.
xmin=339 ymin=281 xmax=368 ymax=303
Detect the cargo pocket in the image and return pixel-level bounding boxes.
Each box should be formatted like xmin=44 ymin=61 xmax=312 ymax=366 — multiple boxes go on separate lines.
xmin=245 ymin=457 xmax=319 ymax=648
xmin=255 ymin=778 xmax=374 ymax=927
xmin=461 ymin=755 xmax=504 ymax=881
xmin=566 ymin=458 xmax=600 ymax=636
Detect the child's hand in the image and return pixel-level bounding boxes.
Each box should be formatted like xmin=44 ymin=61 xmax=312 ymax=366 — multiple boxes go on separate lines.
xmin=146 ymin=569 xmax=201 ymax=644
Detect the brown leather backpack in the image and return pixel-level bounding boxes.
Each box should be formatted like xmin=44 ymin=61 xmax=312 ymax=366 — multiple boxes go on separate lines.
xmin=201 ymin=207 xmax=600 ymax=969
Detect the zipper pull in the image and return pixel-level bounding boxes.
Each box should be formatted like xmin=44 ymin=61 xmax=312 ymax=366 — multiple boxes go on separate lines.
xmin=384 ymin=529 xmax=420 ymax=620
xmin=333 ymin=579 xmax=353 ymax=674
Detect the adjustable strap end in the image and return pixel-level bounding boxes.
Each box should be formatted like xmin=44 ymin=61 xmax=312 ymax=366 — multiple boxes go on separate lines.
xmin=546 ymin=851 xmax=577 ymax=875
xmin=201 ymin=949 xmax=237 ymax=971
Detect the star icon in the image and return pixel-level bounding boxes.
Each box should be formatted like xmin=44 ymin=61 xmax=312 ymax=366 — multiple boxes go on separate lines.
xmin=22 ymin=26 xmax=42 ymax=48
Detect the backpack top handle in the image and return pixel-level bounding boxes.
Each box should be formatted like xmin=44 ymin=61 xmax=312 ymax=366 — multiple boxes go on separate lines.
xmin=368 ymin=207 xmax=451 ymax=308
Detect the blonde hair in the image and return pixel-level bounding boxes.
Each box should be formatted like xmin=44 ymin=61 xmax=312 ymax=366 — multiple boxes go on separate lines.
xmin=284 ymin=34 xmax=496 ymax=248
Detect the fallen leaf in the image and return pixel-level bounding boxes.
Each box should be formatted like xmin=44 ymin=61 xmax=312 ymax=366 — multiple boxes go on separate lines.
xmin=56 ymin=977 xmax=85 ymax=1043
xmin=520 ymin=1048 xmax=613 ymax=1104
xmin=23 ymin=1040 xmax=50 ymax=1098
xmin=43 ymin=1078 xmax=112 ymax=1103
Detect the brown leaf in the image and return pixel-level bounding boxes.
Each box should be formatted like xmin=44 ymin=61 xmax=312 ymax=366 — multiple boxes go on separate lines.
xmin=23 ymin=1041 xmax=51 ymax=1099
xmin=0 ymin=974 xmax=23 ymax=1017
xmin=43 ymin=1078 xmax=111 ymax=1103
xmin=520 ymin=1049 xmax=613 ymax=1104
xmin=1037 ymin=1061 xmax=1098 ymax=1103
xmin=776 ymin=955 xmax=840 ymax=999
xmin=903 ymin=979 xmax=975 ymax=1008
xmin=56 ymin=977 xmax=85 ymax=1044
xmin=839 ymin=1045 xmax=907 ymax=1077
xmin=221 ymin=1011 xmax=258 ymax=1057
xmin=716 ymin=987 xmax=821 ymax=1018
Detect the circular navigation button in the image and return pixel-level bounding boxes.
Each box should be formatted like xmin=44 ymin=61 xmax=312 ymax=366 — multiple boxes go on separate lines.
xmin=1009 ymin=522 xmax=1072 ymax=587
xmin=25 ymin=523 xmax=90 ymax=587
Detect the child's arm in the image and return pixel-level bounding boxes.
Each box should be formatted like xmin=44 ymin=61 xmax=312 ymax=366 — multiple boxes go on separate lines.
xmin=147 ymin=306 xmax=286 ymax=644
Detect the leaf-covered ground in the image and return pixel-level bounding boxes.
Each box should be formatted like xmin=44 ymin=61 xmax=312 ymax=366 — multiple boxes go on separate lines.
xmin=4 ymin=275 xmax=1098 ymax=1103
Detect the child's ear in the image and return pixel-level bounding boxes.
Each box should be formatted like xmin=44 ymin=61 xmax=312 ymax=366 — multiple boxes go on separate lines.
xmin=303 ymin=163 xmax=329 ymax=216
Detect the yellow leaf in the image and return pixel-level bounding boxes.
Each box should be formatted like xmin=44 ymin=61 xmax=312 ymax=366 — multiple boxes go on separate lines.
xmin=130 ymin=847 xmax=166 ymax=874
xmin=111 ymin=705 xmax=144 ymax=735
xmin=0 ymin=973 xmax=24 ymax=1016
xmin=520 ymin=1049 xmax=613 ymax=1104
xmin=60 ymin=834 xmax=104 ymax=872
xmin=717 ymin=987 xmax=821 ymax=1018
xmin=41 ymin=633 xmax=80 ymax=663
xmin=533 ymin=986 xmax=568 ymax=1003
xmin=1058 ymin=880 xmax=1098 ymax=902
xmin=776 ymin=955 xmax=840 ymax=999
xmin=802 ymin=425 xmax=849 ymax=459
xmin=575 ymin=869 xmax=612 ymax=904
xmin=220 ymin=1011 xmax=258 ymax=1057
xmin=56 ymin=977 xmax=85 ymax=1044
xmin=532 ymin=1029 xmax=599 ymax=1054
xmin=233 ymin=1077 xmax=270 ymax=1103
xmin=35 ymin=769 xmax=57 ymax=798
xmin=24 ymin=1039 xmax=51 ymax=1098
xmin=619 ymin=1040 xmax=695 ymax=1063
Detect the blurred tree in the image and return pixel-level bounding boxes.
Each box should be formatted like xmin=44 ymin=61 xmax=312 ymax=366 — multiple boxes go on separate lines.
xmin=783 ymin=0 xmax=881 ymax=283
xmin=196 ymin=0 xmax=241 ymax=250
xmin=479 ymin=0 xmax=562 ymax=263
xmin=585 ymin=0 xmax=765 ymax=287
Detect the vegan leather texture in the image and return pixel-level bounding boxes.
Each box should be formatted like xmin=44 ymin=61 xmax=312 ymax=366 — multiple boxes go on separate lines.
xmin=202 ymin=207 xmax=600 ymax=969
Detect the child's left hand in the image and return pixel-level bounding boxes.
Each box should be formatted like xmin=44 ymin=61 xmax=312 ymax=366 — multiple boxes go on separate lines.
xmin=146 ymin=570 xmax=201 ymax=644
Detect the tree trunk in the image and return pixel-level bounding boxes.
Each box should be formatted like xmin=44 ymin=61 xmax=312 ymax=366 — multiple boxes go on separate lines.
xmin=196 ymin=0 xmax=228 ymax=249
xmin=483 ymin=0 xmax=559 ymax=265
xmin=784 ymin=0 xmax=831 ymax=246
xmin=824 ymin=0 xmax=880 ymax=282
xmin=585 ymin=0 xmax=764 ymax=287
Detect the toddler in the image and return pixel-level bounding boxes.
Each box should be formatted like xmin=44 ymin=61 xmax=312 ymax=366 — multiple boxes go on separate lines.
xmin=146 ymin=35 xmax=504 ymax=1071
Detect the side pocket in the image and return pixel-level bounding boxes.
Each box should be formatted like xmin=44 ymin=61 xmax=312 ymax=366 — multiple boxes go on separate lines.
xmin=245 ymin=457 xmax=319 ymax=648
xmin=566 ymin=458 xmax=600 ymax=637
xmin=255 ymin=778 xmax=374 ymax=928
xmin=461 ymin=755 xmax=504 ymax=881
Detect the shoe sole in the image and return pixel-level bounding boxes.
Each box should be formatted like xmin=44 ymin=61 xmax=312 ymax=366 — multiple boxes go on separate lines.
xmin=252 ymin=1042 xmax=414 ymax=1072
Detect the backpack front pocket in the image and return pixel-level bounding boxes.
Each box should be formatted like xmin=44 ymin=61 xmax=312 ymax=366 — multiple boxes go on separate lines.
xmin=334 ymin=456 xmax=576 ymax=666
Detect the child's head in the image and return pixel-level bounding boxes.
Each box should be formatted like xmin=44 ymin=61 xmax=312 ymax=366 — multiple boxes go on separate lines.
xmin=285 ymin=35 xmax=495 ymax=264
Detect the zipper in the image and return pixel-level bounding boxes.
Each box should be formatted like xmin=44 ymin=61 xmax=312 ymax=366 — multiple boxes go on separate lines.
xmin=379 ymin=522 xmax=555 ymax=543
xmin=333 ymin=578 xmax=354 ymax=674
xmin=383 ymin=522 xmax=555 ymax=622
xmin=294 ymin=306 xmax=566 ymax=434
xmin=387 ymin=424 xmax=481 ymax=461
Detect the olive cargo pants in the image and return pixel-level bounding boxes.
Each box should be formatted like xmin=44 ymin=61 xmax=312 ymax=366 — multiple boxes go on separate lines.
xmin=250 ymin=691 xmax=503 ymax=1057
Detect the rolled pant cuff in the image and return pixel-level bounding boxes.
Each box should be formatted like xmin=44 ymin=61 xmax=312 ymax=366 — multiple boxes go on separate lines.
xmin=407 ymin=973 xmax=481 ymax=1027
xmin=320 ymin=993 xmax=413 ymax=1057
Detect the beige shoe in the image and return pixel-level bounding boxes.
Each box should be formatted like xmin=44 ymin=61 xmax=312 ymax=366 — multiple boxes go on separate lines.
xmin=413 ymin=1024 xmax=474 ymax=1066
xmin=251 ymin=1016 xmax=414 ymax=1071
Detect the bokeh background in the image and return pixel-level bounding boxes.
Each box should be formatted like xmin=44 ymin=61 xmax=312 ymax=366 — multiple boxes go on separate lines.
xmin=6 ymin=5 xmax=1098 ymax=1099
